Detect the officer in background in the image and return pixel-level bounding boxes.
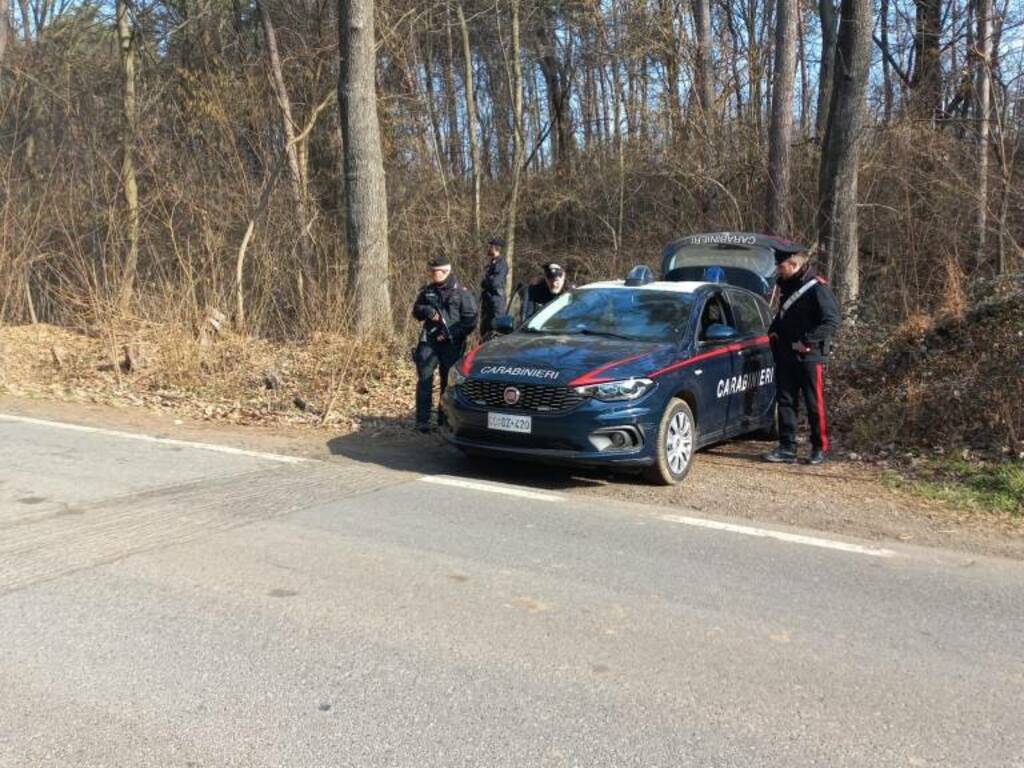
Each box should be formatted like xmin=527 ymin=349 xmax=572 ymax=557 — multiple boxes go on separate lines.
xmin=412 ymin=255 xmax=478 ymax=432
xmin=524 ymin=263 xmax=571 ymax=319
xmin=763 ymin=244 xmax=841 ymax=465
xmin=479 ymin=238 xmax=508 ymax=336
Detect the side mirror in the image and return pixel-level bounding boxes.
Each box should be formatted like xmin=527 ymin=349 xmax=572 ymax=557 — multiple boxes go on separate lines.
xmin=493 ymin=314 xmax=515 ymax=335
xmin=702 ymin=323 xmax=738 ymax=343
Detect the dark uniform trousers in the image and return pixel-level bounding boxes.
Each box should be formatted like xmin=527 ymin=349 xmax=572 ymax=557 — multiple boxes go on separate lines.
xmin=415 ymin=339 xmax=463 ymax=426
xmin=479 ymin=299 xmax=500 ymax=337
xmin=775 ymin=354 xmax=830 ymax=453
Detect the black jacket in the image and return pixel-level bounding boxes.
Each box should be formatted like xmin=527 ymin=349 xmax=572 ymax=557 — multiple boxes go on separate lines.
xmin=769 ymin=266 xmax=841 ymax=362
xmin=524 ymin=280 xmax=571 ymax=319
xmin=412 ymin=275 xmax=478 ymax=345
xmin=480 ymin=257 xmax=508 ymax=308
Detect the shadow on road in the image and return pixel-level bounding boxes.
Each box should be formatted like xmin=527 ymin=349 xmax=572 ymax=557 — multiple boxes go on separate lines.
xmin=325 ymin=415 xmax=623 ymax=492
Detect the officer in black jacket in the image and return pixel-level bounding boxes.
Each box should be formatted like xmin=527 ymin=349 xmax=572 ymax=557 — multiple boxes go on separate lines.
xmin=412 ymin=256 xmax=478 ymax=432
xmin=479 ymin=238 xmax=508 ymax=336
xmin=524 ymin=263 xmax=571 ymax=319
xmin=764 ymin=244 xmax=842 ymax=465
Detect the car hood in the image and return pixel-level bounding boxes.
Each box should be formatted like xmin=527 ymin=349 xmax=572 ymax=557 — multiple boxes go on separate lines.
xmin=463 ymin=332 xmax=678 ymax=386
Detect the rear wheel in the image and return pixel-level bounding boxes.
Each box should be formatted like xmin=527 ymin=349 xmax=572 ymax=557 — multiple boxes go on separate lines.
xmin=644 ymin=398 xmax=697 ymax=485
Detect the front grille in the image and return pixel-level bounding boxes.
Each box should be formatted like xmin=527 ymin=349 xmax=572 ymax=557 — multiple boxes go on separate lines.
xmin=459 ymin=379 xmax=584 ymax=413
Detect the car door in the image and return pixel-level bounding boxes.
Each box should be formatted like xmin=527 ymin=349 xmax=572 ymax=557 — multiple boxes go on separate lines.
xmin=692 ymin=290 xmax=739 ymax=442
xmin=723 ymin=288 xmax=774 ymax=433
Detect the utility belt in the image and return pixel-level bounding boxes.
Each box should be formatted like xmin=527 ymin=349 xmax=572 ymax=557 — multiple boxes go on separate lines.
xmin=410 ymin=325 xmax=462 ymax=362
xmin=772 ymin=336 xmax=833 ymax=358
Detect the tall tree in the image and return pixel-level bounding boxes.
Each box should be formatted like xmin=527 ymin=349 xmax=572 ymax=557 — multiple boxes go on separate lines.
xmin=975 ymin=0 xmax=992 ymax=263
xmin=0 ymin=0 xmax=9 ymax=70
xmin=692 ymin=0 xmax=715 ymax=222
xmin=817 ymin=0 xmax=873 ymax=305
xmin=911 ymin=0 xmax=943 ymax=120
xmin=338 ymin=0 xmax=392 ymax=336
xmin=257 ymin=0 xmax=315 ymax=301
xmin=456 ymin=2 xmax=482 ymax=238
xmin=504 ymin=0 xmax=525 ymax=294
xmin=535 ymin=3 xmax=573 ymax=167
xmin=880 ymin=0 xmax=894 ymax=122
xmin=116 ymin=0 xmax=140 ymax=312
xmin=816 ymin=0 xmax=838 ymax=138
xmin=767 ymin=0 xmax=798 ymax=232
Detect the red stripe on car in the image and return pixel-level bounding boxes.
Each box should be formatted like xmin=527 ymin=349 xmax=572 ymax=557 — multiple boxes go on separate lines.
xmin=460 ymin=344 xmax=483 ymax=376
xmin=646 ymin=336 xmax=771 ymax=379
xmin=568 ymin=352 xmax=653 ymax=387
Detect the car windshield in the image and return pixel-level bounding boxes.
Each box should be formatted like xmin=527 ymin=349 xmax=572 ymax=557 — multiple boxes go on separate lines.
xmin=524 ymin=288 xmax=694 ymax=343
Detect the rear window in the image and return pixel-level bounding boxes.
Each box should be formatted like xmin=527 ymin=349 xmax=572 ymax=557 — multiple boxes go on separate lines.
xmin=525 ymin=288 xmax=694 ymax=343
xmin=664 ymin=244 xmax=775 ymax=276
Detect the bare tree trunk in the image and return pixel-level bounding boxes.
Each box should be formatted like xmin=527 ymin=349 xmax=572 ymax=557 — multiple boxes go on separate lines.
xmin=911 ymin=0 xmax=943 ymax=121
xmin=798 ymin=10 xmax=811 ymax=136
xmin=817 ymin=0 xmax=873 ymax=306
xmin=0 ymin=0 xmax=9 ymax=70
xmin=116 ymin=0 xmax=140 ymax=312
xmin=767 ymin=0 xmax=798 ymax=233
xmin=456 ymin=2 xmax=481 ymax=239
xmin=693 ymin=0 xmax=714 ymax=135
xmin=535 ymin=5 xmax=573 ymax=169
xmin=504 ymin=0 xmax=524 ymax=295
xmin=880 ymin=0 xmax=894 ymax=122
xmin=257 ymin=0 xmax=315 ymax=290
xmin=693 ymin=0 xmax=715 ymax=222
xmin=339 ymin=0 xmax=392 ymax=336
xmin=975 ymin=0 xmax=992 ymax=264
xmin=816 ymin=0 xmax=838 ymax=139
xmin=443 ymin=3 xmax=462 ymax=177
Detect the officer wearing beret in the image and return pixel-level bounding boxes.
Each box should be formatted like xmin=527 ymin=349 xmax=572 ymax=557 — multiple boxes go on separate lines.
xmin=479 ymin=238 xmax=508 ymax=337
xmin=764 ymin=243 xmax=842 ymax=465
xmin=524 ymin=263 xmax=571 ymax=319
xmin=411 ymin=255 xmax=478 ymax=432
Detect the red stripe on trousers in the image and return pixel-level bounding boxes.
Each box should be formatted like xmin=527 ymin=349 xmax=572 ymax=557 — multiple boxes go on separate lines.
xmin=815 ymin=362 xmax=830 ymax=452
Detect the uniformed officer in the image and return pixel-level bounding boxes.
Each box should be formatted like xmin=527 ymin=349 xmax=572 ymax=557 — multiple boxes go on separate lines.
xmin=479 ymin=238 xmax=508 ymax=336
xmin=412 ymin=255 xmax=478 ymax=432
xmin=763 ymin=244 xmax=841 ymax=465
xmin=524 ymin=263 xmax=571 ymax=319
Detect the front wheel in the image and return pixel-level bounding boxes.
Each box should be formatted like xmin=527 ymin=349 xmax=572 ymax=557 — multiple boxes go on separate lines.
xmin=644 ymin=398 xmax=697 ymax=485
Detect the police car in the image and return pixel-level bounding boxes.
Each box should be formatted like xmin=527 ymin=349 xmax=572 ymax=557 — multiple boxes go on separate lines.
xmin=442 ymin=247 xmax=778 ymax=484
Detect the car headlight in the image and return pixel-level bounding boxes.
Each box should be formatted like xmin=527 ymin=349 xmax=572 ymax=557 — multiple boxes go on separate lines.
xmin=572 ymin=377 xmax=654 ymax=401
xmin=447 ymin=366 xmax=467 ymax=388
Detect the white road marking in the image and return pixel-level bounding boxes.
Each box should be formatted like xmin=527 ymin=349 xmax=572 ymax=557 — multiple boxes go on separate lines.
xmin=661 ymin=514 xmax=896 ymax=558
xmin=420 ymin=475 xmax=564 ymax=503
xmin=0 ymin=413 xmax=309 ymax=465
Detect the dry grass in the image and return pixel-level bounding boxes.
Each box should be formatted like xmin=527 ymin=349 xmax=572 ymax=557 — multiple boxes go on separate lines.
xmin=0 ymin=322 xmax=418 ymax=436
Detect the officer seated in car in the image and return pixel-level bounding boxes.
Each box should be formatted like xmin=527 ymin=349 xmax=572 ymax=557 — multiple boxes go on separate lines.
xmin=524 ymin=263 xmax=572 ymax=319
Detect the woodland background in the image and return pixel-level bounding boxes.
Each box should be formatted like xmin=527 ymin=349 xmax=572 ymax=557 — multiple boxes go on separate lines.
xmin=1 ymin=0 xmax=1021 ymax=342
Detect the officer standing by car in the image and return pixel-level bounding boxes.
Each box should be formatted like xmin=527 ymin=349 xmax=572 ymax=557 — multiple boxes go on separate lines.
xmin=763 ymin=244 xmax=841 ymax=465
xmin=412 ymin=255 xmax=478 ymax=432
xmin=479 ymin=238 xmax=508 ymax=336
xmin=524 ymin=263 xmax=572 ymax=319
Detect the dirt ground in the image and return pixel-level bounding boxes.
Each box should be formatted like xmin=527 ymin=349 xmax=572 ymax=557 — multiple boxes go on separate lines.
xmin=3 ymin=393 xmax=1022 ymax=561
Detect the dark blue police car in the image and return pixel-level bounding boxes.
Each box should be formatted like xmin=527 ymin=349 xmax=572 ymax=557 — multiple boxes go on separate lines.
xmin=442 ymin=245 xmax=778 ymax=484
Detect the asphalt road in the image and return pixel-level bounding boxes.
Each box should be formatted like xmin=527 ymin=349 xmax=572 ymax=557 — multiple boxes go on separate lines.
xmin=1 ymin=414 xmax=1022 ymax=767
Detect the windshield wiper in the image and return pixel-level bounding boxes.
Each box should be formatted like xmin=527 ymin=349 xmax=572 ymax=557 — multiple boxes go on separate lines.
xmin=573 ymin=328 xmax=638 ymax=341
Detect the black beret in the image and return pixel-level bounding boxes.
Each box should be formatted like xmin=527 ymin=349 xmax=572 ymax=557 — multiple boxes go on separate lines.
xmin=428 ymin=255 xmax=451 ymax=268
xmin=487 ymin=238 xmax=506 ymax=248
xmin=771 ymin=238 xmax=808 ymax=264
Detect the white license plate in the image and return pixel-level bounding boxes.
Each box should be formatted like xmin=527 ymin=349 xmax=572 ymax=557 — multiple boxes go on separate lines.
xmin=487 ymin=412 xmax=532 ymax=434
